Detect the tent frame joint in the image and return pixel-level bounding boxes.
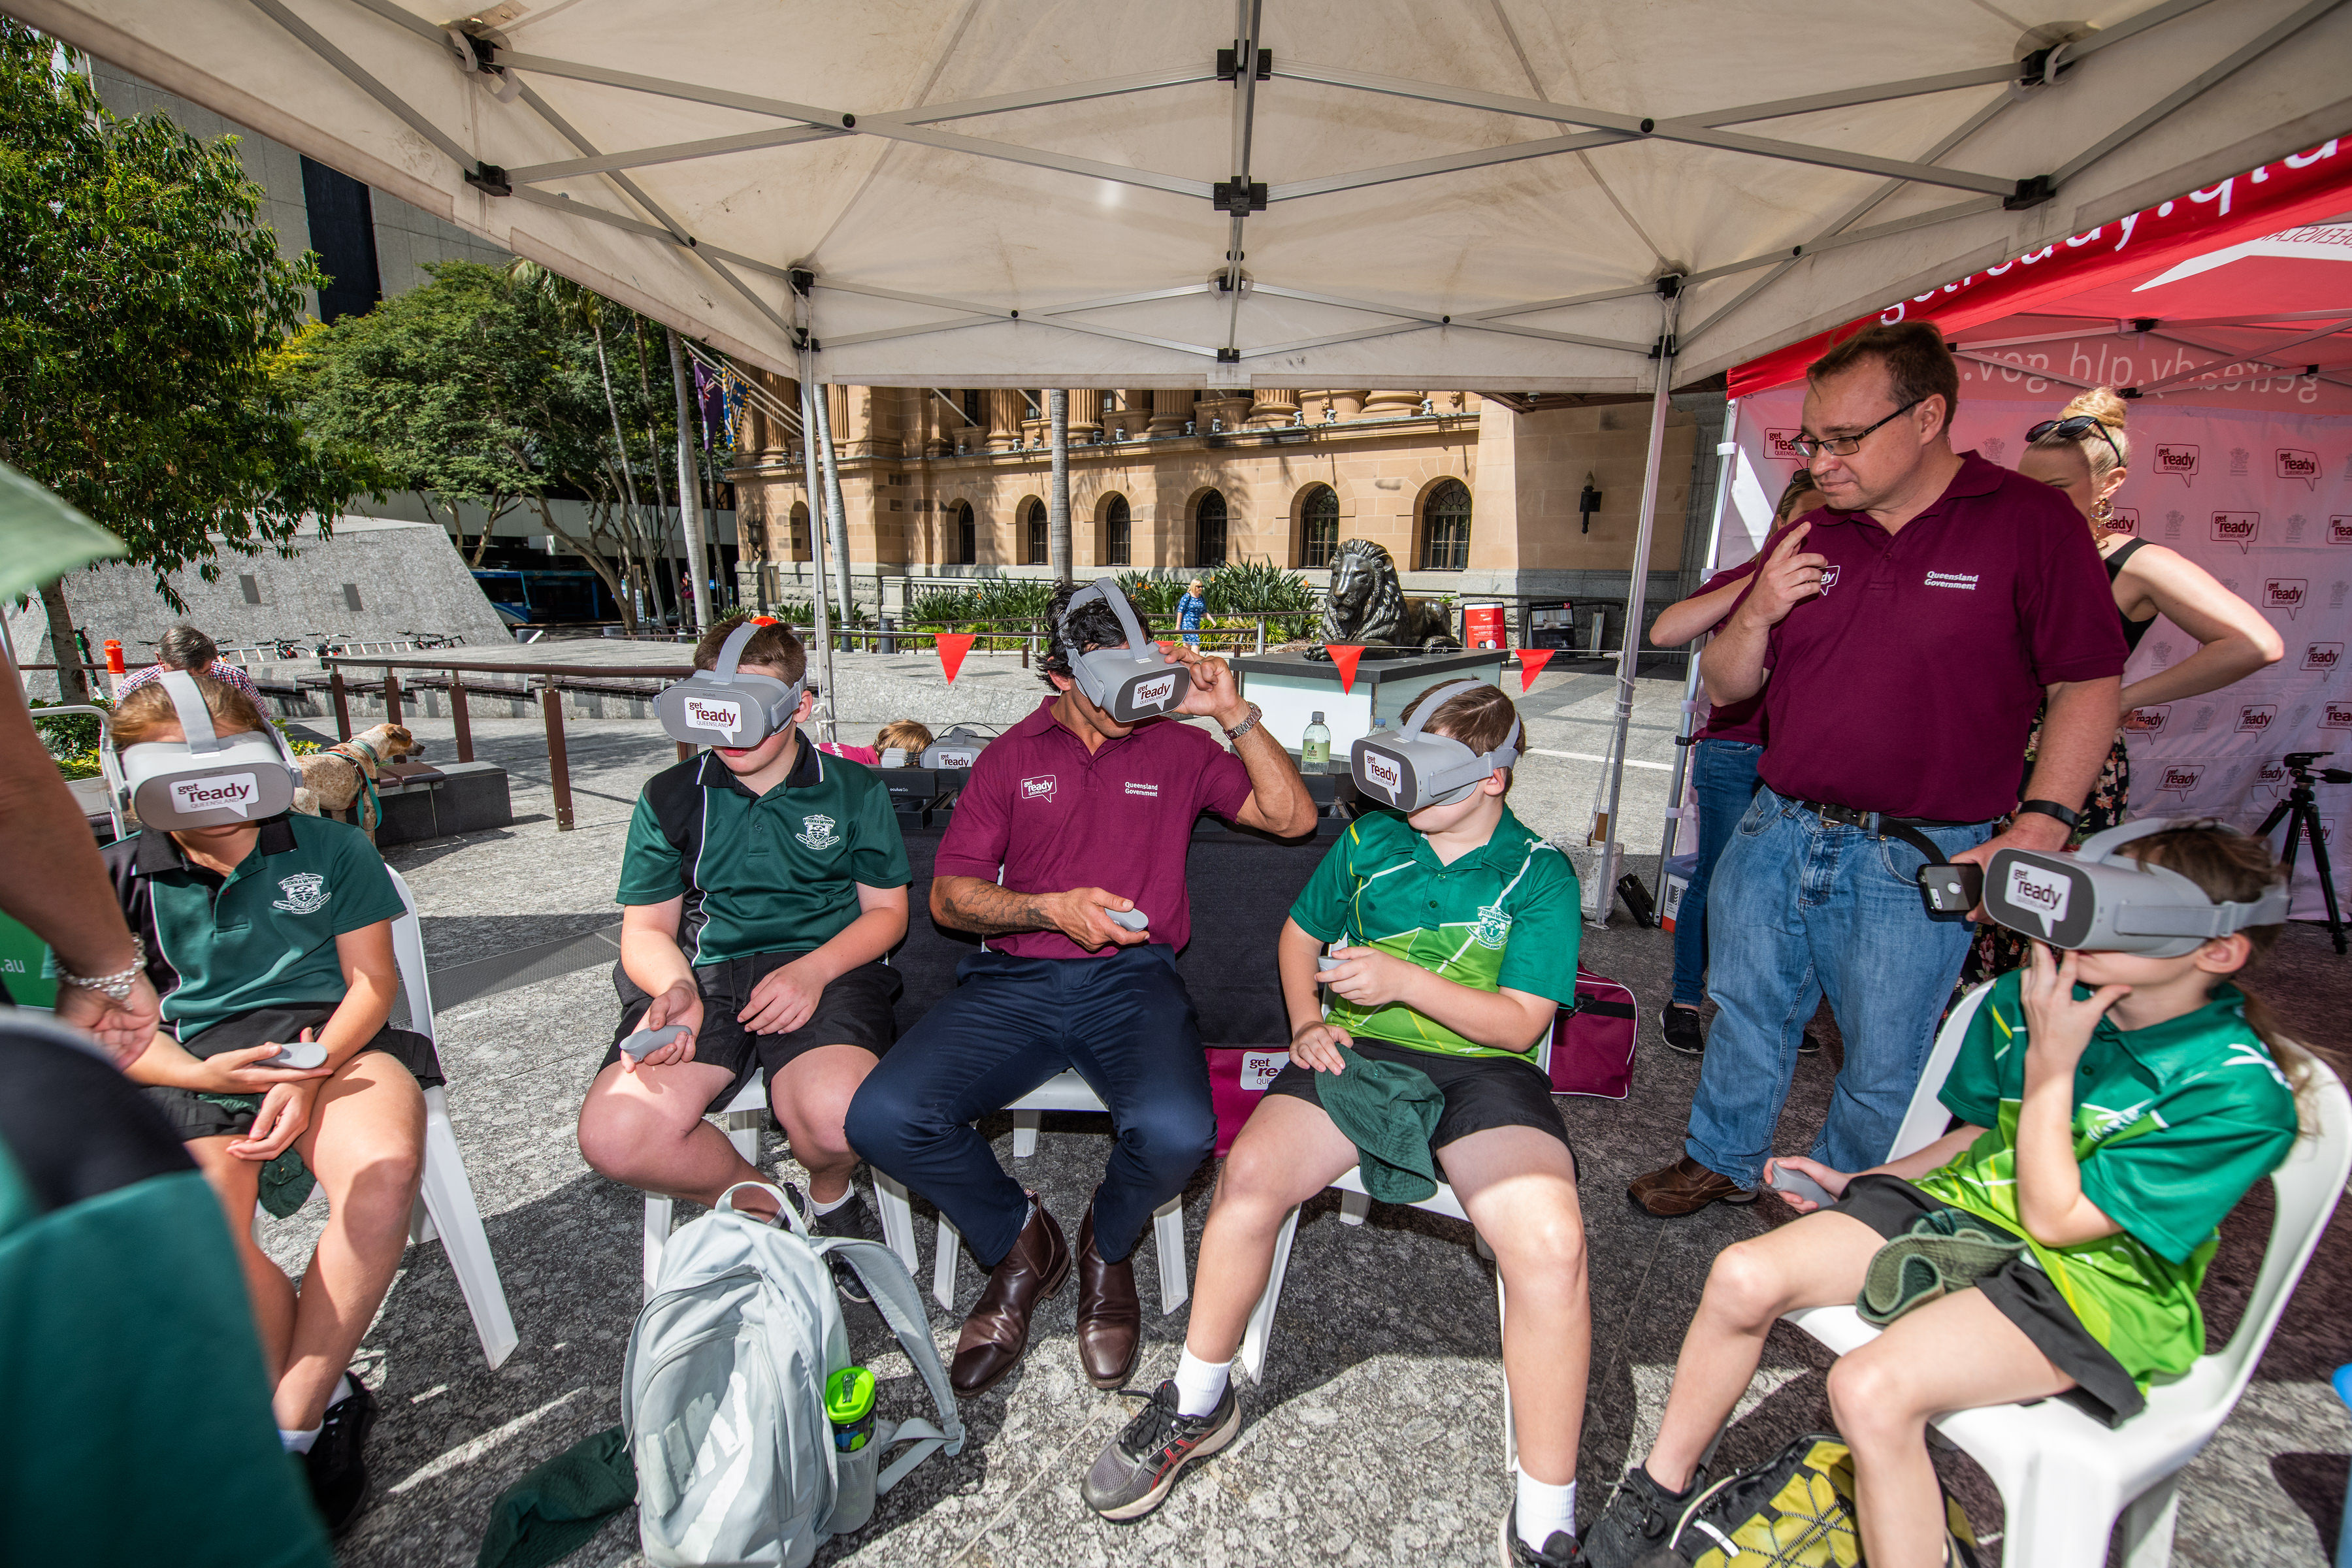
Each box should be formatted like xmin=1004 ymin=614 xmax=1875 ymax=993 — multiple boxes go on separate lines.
xmin=1213 ymin=180 xmax=1268 ymax=212
xmin=2004 ymin=174 xmax=2057 ymax=210
xmin=1217 ymin=44 xmax=1272 ymax=82
xmin=465 ymin=162 xmax=511 ymax=197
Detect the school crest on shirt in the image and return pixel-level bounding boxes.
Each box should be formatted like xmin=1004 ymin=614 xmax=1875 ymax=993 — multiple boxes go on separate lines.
xmin=272 ymin=873 xmax=329 ymax=915
xmin=795 ymin=815 xmax=840 ymax=851
xmin=1471 ymin=903 xmax=1512 ymax=949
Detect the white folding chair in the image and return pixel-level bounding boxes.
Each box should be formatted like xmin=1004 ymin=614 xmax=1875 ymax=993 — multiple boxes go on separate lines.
xmin=1233 ymin=1033 xmax=1553 ymax=1470
xmin=870 ymin=1070 xmax=1192 ymax=1314
xmin=1784 ymin=984 xmax=2352 ymax=1568
xmin=639 ymin=1071 xmax=923 ymax=1299
xmin=384 ymin=867 xmax=519 ymax=1369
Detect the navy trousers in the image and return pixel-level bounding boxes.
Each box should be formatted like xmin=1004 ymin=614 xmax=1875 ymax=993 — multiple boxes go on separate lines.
xmin=845 ymin=943 xmax=1217 ymax=1266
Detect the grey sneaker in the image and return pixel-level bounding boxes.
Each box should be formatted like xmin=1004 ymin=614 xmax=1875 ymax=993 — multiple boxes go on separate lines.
xmin=1581 ymin=1464 xmax=1696 ymax=1568
xmin=1498 ymin=1502 xmax=1584 ymax=1565
xmin=807 ymin=1186 xmax=882 ymax=1305
xmin=1081 ymin=1378 xmax=1240 ymax=1522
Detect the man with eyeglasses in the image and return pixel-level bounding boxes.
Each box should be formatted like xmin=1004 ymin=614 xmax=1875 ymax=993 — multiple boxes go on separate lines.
xmin=1628 ymin=320 xmax=2125 ymax=1218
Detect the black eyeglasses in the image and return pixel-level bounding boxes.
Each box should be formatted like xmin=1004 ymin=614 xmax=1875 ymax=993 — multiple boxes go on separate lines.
xmin=2027 ymin=414 xmax=2124 ymax=468
xmin=1788 ymin=399 xmax=1923 ymax=459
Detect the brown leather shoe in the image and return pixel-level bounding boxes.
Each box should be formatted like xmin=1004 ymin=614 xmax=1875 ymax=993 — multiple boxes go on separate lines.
xmin=949 ymin=1195 xmax=1070 ymax=1398
xmin=1075 ymin=1201 xmax=1140 ymax=1390
xmin=1627 ymin=1156 xmax=1757 ymax=1217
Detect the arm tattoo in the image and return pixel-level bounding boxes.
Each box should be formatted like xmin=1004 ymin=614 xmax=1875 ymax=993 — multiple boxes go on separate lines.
xmin=934 ymin=877 xmax=1051 ymax=937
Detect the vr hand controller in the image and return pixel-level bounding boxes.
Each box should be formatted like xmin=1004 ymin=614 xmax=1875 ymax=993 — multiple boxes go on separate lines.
xmin=1102 ymin=906 xmax=1147 ymax=932
xmin=619 ymin=1023 xmax=691 ymax=1060
xmin=260 ymin=1039 xmax=328 ymax=1070
xmin=1767 ymin=1162 xmax=1837 ymax=1209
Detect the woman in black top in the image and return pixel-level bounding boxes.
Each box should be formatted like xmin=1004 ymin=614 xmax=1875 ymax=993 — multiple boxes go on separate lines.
xmin=1967 ymin=387 xmax=2282 ymax=979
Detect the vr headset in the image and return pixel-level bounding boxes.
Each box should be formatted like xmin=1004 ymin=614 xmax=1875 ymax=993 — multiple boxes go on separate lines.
xmin=920 ymin=725 xmax=990 ymax=771
xmin=1059 ymin=578 xmax=1190 ymax=724
xmin=655 ymin=619 xmax=806 ymax=749
xmin=1985 ymin=817 xmax=2290 ymax=956
xmin=1350 ymin=680 xmax=1521 ymax=812
xmin=114 ymin=669 xmax=302 ymax=829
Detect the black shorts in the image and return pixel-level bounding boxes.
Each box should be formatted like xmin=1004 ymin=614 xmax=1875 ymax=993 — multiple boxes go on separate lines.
xmin=144 ymin=1005 xmax=444 ymax=1142
xmin=1836 ymin=1173 xmax=2143 ymax=1426
xmin=606 ymin=953 xmax=901 ymax=1115
xmin=1265 ymin=1038 xmax=1575 ymax=1177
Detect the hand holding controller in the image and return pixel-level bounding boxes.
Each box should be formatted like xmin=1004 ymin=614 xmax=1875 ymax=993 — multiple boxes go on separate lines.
xmin=1765 ymin=1159 xmax=1837 ymax=1211
xmin=619 ymin=1023 xmax=691 ymax=1060
xmin=261 ymin=1039 xmax=328 ymax=1070
xmin=1316 ymin=953 xmax=1344 ymax=974
xmin=1103 ymin=906 xmax=1148 ymax=932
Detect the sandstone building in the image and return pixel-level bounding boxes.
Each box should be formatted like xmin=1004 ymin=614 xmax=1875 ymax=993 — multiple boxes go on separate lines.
xmin=730 ymin=384 xmax=1725 ymax=644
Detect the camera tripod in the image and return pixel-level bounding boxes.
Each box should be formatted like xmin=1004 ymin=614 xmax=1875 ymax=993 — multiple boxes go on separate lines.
xmin=2256 ymin=753 xmax=2349 ymax=955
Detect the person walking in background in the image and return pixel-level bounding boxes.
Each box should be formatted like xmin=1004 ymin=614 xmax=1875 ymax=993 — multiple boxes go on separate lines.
xmin=1964 ymin=388 xmax=2283 ymax=981
xmin=1646 ymin=472 xmax=1822 ymax=1059
xmin=115 ymin=623 xmax=264 ymax=707
xmin=1177 ymin=578 xmax=1208 ymax=649
xmin=1627 ymin=321 xmax=2126 ymax=1218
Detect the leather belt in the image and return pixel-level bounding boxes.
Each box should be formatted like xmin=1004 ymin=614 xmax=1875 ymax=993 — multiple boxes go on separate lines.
xmin=1792 ymin=797 xmax=1982 ymax=834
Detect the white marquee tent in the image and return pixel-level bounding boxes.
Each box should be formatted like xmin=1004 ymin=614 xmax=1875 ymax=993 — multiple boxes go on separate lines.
xmin=17 ymin=0 xmax=2352 ymax=880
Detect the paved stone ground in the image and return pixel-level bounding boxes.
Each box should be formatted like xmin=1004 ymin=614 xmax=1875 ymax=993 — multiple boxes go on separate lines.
xmin=251 ymin=656 xmax=2351 ymax=1568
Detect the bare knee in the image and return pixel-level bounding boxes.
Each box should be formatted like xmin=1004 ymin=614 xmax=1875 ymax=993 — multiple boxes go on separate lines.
xmin=577 ymin=1088 xmax=677 ymax=1183
xmin=322 ymin=1132 xmax=425 ymax=1226
xmin=1702 ymin=1239 xmax=1797 ymax=1329
xmin=1494 ymin=1208 xmax=1587 ymax=1288
xmin=1826 ymin=1348 xmax=1921 ymax=1443
xmin=777 ymin=1084 xmax=857 ymax=1168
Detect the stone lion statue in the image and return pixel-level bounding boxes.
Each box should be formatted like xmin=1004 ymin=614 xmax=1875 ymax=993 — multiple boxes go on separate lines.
xmin=1318 ymin=538 xmax=1460 ymax=650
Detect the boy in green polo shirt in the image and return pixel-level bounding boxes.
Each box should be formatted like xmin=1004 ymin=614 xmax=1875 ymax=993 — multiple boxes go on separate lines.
xmin=576 ymin=616 xmax=912 ymax=1256
xmin=1080 ymin=683 xmax=1592 ymax=1567
xmin=102 ymin=675 xmax=430 ymax=1536
xmin=1586 ymin=823 xmax=2310 ymax=1568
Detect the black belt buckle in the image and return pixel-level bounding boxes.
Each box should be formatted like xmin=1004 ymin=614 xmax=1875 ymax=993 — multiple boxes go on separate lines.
xmin=1808 ymin=799 xmax=1870 ymax=829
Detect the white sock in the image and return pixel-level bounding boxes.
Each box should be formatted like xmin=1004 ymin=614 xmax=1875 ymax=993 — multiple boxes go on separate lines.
xmin=1515 ymin=1467 xmax=1576 ymax=1552
xmin=1172 ymin=1348 xmax=1231 ymax=1418
xmin=809 ymin=1186 xmax=856 ymax=1216
xmin=328 ymin=1373 xmax=355 ymax=1409
xmin=280 ymin=1426 xmax=321 ymax=1454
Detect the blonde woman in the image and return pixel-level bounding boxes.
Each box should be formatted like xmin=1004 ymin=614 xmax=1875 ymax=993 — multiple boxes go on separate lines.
xmin=1966 ymin=387 xmax=2283 ymax=979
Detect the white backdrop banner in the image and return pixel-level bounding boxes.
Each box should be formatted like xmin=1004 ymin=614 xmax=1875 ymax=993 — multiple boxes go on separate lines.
xmin=1725 ymin=390 xmax=2352 ymax=922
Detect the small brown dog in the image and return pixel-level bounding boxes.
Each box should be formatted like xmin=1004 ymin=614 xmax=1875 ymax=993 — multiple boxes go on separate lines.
xmin=293 ymin=723 xmax=425 ymax=841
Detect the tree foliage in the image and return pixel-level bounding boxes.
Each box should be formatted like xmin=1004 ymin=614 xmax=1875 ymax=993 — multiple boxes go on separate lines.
xmin=0 ymin=23 xmax=378 ymax=598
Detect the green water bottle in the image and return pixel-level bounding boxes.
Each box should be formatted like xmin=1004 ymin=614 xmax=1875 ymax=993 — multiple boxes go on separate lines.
xmin=1301 ymin=711 xmax=1331 ymax=771
xmin=826 ymin=1366 xmax=875 ymax=1452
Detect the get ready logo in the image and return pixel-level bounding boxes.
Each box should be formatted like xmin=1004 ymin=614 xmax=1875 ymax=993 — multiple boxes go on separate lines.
xmin=2277 ymin=448 xmax=2321 ymax=488
xmin=1763 ymin=428 xmax=1806 ymax=463
xmin=2159 ymin=763 xmax=2206 ymax=794
xmin=2237 ymin=704 xmax=2279 ymax=732
xmin=2152 ymin=444 xmax=2200 ymax=484
xmin=2122 ymin=705 xmax=2170 ymax=735
xmin=169 ymin=772 xmax=260 ymax=817
xmin=2323 ymin=701 xmax=2352 ymax=730
xmin=2106 ymin=506 xmax=2140 ymax=536
xmin=2332 ymin=515 xmax=2352 ymax=546
xmin=2003 ymin=861 xmax=2072 ymax=938
xmin=2306 ymin=643 xmax=2344 ymax=672
xmin=2211 ymin=512 xmax=2259 ymax=551
xmin=2265 ymin=579 xmax=2309 ymax=619
xmin=1019 ymin=774 xmax=1058 ymax=803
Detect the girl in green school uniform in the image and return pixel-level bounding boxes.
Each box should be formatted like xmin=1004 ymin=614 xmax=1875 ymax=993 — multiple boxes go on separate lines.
xmin=1586 ymin=823 xmax=2314 ymax=1568
xmin=103 ymin=676 xmax=431 ymax=1536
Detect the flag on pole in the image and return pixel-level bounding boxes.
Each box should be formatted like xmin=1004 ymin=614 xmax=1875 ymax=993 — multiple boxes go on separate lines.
xmin=1325 ymin=645 xmax=1365 ymax=693
xmin=935 ymin=632 xmax=975 ymax=683
xmin=1514 ymin=648 xmax=1556 ymax=692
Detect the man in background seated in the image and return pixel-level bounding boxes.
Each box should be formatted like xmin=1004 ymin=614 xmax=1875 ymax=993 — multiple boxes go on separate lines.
xmin=847 ymin=582 xmax=1315 ymax=1398
xmin=115 ymin=623 xmax=263 ymax=707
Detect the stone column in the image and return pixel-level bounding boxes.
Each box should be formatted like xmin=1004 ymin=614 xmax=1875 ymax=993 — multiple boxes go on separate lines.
xmin=1246 ymin=388 xmax=1300 ymax=427
xmin=985 ymin=388 xmax=1023 ymax=452
xmin=1066 ymin=388 xmax=1103 ymax=444
xmin=1148 ymin=389 xmax=1194 ymax=437
xmin=1364 ymin=389 xmax=1423 ymax=417
xmin=1328 ymin=389 xmax=1370 ymax=419
xmin=1119 ymin=389 xmax=1154 ymax=440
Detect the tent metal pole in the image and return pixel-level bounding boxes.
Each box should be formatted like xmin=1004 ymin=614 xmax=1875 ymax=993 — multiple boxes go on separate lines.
xmin=1049 ymin=390 xmax=1072 ymax=585
xmin=1655 ymin=402 xmax=1742 ymax=882
xmin=1593 ymin=282 xmax=1683 ymax=919
xmin=666 ymin=327 xmax=714 ymax=632
xmin=796 ymin=357 xmax=840 ymax=742
xmin=808 ymin=378 xmax=855 ymax=638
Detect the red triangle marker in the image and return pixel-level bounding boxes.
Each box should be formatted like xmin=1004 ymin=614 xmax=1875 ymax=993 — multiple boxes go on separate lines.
xmin=935 ymin=632 xmax=975 ymax=684
xmin=1514 ymin=648 xmax=1556 ymax=693
xmin=1326 ymin=644 xmax=1365 ymax=693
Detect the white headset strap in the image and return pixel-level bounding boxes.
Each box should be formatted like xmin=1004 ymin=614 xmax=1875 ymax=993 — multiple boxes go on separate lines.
xmin=157 ymin=669 xmax=222 ymax=753
xmin=1402 ymin=680 xmax=1484 ymax=738
xmin=1064 ymin=578 xmax=1151 ymax=654
xmin=712 ymin=620 xmax=761 ymax=681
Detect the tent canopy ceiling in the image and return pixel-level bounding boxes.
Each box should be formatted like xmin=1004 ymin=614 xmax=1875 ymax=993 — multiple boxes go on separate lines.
xmin=18 ymin=0 xmax=2352 ymax=389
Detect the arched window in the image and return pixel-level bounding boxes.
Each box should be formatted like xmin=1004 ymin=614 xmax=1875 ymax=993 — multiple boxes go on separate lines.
xmin=786 ymin=502 xmax=810 ymax=562
xmin=1421 ymin=479 xmax=1471 ymax=571
xmin=951 ymin=500 xmax=977 ymax=565
xmin=1103 ymin=494 xmax=1132 ymax=566
xmin=1021 ymin=498 xmax=1047 ymax=566
xmin=1195 ymin=489 xmax=1228 ymax=568
xmin=1299 ymin=484 xmax=1339 ymax=568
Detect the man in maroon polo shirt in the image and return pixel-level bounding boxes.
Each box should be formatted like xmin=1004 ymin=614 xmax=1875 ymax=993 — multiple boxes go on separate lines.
xmin=846 ymin=581 xmax=1315 ymax=1396
xmin=1629 ymin=321 xmax=2126 ymax=1217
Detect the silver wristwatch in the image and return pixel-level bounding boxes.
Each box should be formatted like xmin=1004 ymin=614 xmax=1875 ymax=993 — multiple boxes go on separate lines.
xmin=1222 ymin=702 xmax=1264 ymax=743
xmin=56 ymin=938 xmax=146 ymax=1002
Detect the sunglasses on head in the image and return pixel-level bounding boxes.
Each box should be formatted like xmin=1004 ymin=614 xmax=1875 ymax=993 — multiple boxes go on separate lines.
xmin=2026 ymin=414 xmax=2123 ymax=469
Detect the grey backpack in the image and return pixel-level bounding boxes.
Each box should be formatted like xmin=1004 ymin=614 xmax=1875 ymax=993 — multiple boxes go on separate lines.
xmin=623 ymin=1183 xmax=964 ymax=1567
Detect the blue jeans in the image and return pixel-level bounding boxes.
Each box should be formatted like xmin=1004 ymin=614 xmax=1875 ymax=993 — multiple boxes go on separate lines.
xmin=1669 ymin=739 xmax=1765 ymax=1007
xmin=844 ymin=944 xmax=1216 ymax=1266
xmin=1684 ymin=787 xmax=1991 ymax=1186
